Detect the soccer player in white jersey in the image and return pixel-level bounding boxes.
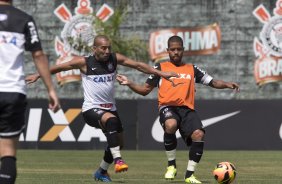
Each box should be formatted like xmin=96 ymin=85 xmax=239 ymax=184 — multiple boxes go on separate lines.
xmin=0 ymin=0 xmax=60 ymax=183
xmin=26 ymin=35 xmax=177 ymax=182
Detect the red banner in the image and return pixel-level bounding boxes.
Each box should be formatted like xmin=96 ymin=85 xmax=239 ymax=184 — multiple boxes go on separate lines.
xmin=254 ymin=56 xmax=282 ymax=86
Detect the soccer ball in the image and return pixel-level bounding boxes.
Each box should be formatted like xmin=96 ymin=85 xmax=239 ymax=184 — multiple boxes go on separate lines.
xmin=213 ymin=162 xmax=236 ymax=184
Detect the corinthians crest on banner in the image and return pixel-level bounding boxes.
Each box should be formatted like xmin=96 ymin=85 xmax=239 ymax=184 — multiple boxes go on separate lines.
xmin=53 ymin=0 xmax=114 ymax=86
xmin=253 ymin=0 xmax=282 ymax=86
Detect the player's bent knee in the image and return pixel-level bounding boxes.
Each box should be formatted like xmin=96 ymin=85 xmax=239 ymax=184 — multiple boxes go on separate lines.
xmin=105 ymin=117 xmax=120 ymax=132
xmin=164 ymin=122 xmax=178 ymax=134
xmin=191 ymin=129 xmax=205 ymax=141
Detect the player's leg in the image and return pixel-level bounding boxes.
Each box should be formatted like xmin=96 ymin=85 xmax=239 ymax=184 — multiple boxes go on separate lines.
xmin=101 ymin=113 xmax=128 ymax=173
xmin=93 ymin=131 xmax=125 ymax=181
xmin=0 ymin=138 xmax=18 ymax=184
xmin=82 ymin=109 xmax=114 ymax=181
xmin=179 ymin=109 xmax=204 ymax=184
xmin=159 ymin=107 xmax=179 ymax=180
xmin=0 ymin=92 xmax=27 ymax=184
xmin=93 ymin=146 xmax=113 ymax=182
xmin=93 ymin=132 xmax=123 ymax=181
xmin=184 ymin=129 xmax=204 ymax=183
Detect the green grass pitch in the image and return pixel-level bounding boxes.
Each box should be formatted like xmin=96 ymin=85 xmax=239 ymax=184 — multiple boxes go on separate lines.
xmin=17 ymin=150 xmax=282 ymax=184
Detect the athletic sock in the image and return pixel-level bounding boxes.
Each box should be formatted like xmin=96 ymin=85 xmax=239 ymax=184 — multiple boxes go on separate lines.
xmin=166 ymin=149 xmax=176 ymax=167
xmin=103 ymin=146 xmax=113 ymax=164
xmin=0 ymin=156 xmax=17 ymax=184
xmin=99 ymin=160 xmax=111 ymax=174
xmin=164 ymin=133 xmax=177 ymax=151
xmin=164 ymin=133 xmax=177 ymax=167
xmin=104 ymin=118 xmax=123 ymax=162
xmin=185 ymin=160 xmax=197 ymax=178
xmin=168 ymin=160 xmax=176 ymax=167
xmin=189 ymin=141 xmax=204 ymax=162
xmin=186 ymin=141 xmax=204 ymax=178
xmin=105 ymin=118 xmax=120 ymax=148
xmin=110 ymin=146 xmax=121 ymax=161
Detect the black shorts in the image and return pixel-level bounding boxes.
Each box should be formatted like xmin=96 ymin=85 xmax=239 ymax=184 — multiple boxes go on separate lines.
xmin=159 ymin=106 xmax=205 ymax=145
xmin=82 ymin=108 xmax=123 ymax=133
xmin=0 ymin=92 xmax=27 ymax=138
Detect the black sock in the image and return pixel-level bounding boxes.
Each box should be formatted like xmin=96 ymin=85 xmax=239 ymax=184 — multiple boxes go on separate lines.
xmin=99 ymin=146 xmax=114 ymax=174
xmin=189 ymin=141 xmax=204 ymax=162
xmin=103 ymin=146 xmax=113 ymax=164
xmin=164 ymin=133 xmax=177 ymax=167
xmin=164 ymin=133 xmax=177 ymax=151
xmin=0 ymin=156 xmax=17 ymax=184
xmin=99 ymin=167 xmax=107 ymax=174
xmin=185 ymin=170 xmax=194 ymax=178
xmin=185 ymin=141 xmax=204 ymax=178
xmin=105 ymin=118 xmax=120 ymax=147
xmin=168 ymin=160 xmax=176 ymax=167
xmin=114 ymin=157 xmax=122 ymax=163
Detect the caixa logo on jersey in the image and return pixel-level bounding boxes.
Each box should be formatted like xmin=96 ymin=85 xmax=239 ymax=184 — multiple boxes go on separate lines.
xmin=253 ymin=1 xmax=282 ymax=86
xmin=19 ymin=108 xmax=106 ymax=142
xmin=53 ymin=0 xmax=114 ymax=86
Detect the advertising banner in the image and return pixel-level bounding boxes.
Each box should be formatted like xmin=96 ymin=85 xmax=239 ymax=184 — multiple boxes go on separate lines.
xmin=19 ymin=99 xmax=282 ymax=150
xmin=138 ymin=100 xmax=282 ymax=150
xmin=53 ymin=0 xmax=114 ymax=86
xmin=19 ymin=99 xmax=137 ymax=150
xmin=149 ymin=23 xmax=221 ymax=62
xmin=253 ymin=1 xmax=282 ymax=86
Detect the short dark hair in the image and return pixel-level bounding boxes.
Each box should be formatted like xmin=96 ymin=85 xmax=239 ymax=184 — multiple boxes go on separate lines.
xmin=168 ymin=36 xmax=183 ymax=47
xmin=93 ymin=35 xmax=110 ymax=46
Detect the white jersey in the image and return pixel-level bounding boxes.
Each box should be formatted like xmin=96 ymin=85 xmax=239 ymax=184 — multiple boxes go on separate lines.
xmin=81 ymin=54 xmax=118 ymax=112
xmin=0 ymin=5 xmax=42 ymax=95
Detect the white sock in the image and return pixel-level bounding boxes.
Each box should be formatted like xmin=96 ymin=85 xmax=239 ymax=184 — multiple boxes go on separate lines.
xmin=166 ymin=149 xmax=176 ymax=161
xmin=187 ymin=160 xmax=197 ymax=171
xmin=100 ymin=160 xmax=111 ymax=171
xmin=110 ymin=146 xmax=121 ymax=159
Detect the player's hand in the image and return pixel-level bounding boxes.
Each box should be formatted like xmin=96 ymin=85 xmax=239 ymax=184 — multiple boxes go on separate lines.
xmin=48 ymin=90 xmax=60 ymax=113
xmin=116 ymin=74 xmax=131 ymax=85
xmin=227 ymin=82 xmax=240 ymax=92
xmin=160 ymin=71 xmax=179 ymax=80
xmin=159 ymin=71 xmax=180 ymax=87
xmin=25 ymin=73 xmax=40 ymax=84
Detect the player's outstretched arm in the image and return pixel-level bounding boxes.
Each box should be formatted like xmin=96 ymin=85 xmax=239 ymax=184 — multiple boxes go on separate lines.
xmin=209 ymin=79 xmax=240 ymax=92
xmin=116 ymin=74 xmax=154 ymax=96
xmin=31 ymin=50 xmax=60 ymax=112
xmin=116 ymin=53 xmax=178 ymax=80
xmin=26 ymin=56 xmax=86 ymax=84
